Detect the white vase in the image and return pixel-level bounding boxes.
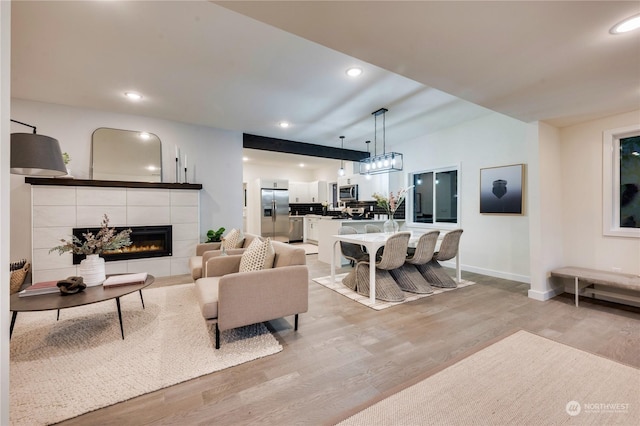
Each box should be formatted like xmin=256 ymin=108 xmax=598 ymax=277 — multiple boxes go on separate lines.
xmin=79 ymin=254 xmax=106 ymax=286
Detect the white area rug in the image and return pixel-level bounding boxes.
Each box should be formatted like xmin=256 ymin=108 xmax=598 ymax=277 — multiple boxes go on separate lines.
xmin=292 ymin=243 xmax=318 ymax=255
xmin=10 ymin=283 xmax=282 ymax=426
xmin=337 ymin=330 xmax=640 ymax=425
xmin=313 ymin=273 xmax=476 ymax=310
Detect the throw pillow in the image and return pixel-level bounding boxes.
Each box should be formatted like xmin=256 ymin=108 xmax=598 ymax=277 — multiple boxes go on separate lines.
xmin=223 ymin=228 xmax=242 ymax=250
xmin=235 ymin=230 xmax=246 ymax=248
xmin=239 ymin=238 xmax=275 ymax=272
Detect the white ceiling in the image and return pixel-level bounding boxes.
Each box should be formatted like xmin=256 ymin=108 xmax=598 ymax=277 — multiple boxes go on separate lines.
xmin=11 ymin=1 xmax=640 ymax=168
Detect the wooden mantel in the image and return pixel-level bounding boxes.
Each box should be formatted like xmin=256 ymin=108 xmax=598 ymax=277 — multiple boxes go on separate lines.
xmin=25 ymin=177 xmax=202 ymax=190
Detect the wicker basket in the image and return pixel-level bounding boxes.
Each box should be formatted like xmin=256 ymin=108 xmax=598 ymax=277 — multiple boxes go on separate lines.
xmin=10 ymin=262 xmax=30 ymax=295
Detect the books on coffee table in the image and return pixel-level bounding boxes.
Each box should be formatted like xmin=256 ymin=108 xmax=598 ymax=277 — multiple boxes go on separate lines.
xmin=18 ymin=280 xmax=60 ymax=297
xmin=103 ymin=272 xmax=148 ymax=288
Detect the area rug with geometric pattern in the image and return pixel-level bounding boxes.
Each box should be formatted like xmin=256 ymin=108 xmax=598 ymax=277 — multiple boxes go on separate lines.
xmin=312 ymin=273 xmax=476 ymax=310
xmin=9 ymin=283 xmax=282 ymax=426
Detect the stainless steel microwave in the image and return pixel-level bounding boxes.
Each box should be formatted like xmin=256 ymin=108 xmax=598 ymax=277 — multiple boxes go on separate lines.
xmin=339 ymin=184 xmax=358 ymax=202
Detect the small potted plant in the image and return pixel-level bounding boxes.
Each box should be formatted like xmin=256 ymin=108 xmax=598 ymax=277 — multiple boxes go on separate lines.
xmin=62 ymin=152 xmax=72 ymax=177
xmin=206 ymin=227 xmax=225 ymax=243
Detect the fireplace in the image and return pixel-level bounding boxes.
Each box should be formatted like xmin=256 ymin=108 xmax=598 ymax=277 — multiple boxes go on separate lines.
xmin=72 ymin=225 xmax=173 ymax=264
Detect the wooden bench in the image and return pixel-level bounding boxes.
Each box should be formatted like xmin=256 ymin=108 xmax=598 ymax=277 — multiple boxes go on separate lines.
xmin=550 ymin=267 xmax=640 ymax=307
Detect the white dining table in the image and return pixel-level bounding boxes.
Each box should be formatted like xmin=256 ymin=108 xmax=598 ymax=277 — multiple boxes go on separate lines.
xmin=331 ymin=231 xmax=460 ymax=304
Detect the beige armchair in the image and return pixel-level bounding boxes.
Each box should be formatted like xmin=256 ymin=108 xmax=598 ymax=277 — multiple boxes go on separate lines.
xmin=194 ymin=240 xmax=309 ymax=349
xmin=189 ymin=232 xmax=261 ymax=280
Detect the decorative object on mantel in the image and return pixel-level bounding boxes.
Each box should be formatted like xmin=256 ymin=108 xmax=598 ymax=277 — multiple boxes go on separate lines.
xmin=175 ymin=145 xmax=180 ymax=183
xmin=50 ymin=214 xmax=133 ymax=286
xmin=10 ymin=119 xmax=67 ymax=176
xmin=60 ymin=151 xmax=73 ymax=178
xmin=184 ymin=153 xmax=189 ymax=183
xmin=372 ymin=186 xmax=414 ymax=233
xmin=359 ymin=108 xmax=404 ymax=175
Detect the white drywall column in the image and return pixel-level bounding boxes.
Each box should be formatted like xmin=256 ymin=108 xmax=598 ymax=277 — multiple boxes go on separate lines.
xmin=1 ymin=1 xmax=11 ymax=423
xmin=528 ymin=122 xmax=564 ymax=300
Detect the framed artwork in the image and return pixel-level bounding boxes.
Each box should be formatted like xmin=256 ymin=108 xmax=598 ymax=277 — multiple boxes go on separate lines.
xmin=480 ymin=164 xmax=524 ymax=214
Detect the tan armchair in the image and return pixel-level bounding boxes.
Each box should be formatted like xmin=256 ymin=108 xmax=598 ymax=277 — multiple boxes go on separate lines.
xmin=194 ymin=240 xmax=309 ymax=349
xmin=189 ymin=232 xmax=261 ymax=280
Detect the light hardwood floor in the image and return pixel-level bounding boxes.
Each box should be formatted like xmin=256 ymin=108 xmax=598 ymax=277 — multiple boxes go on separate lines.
xmin=59 ymin=255 xmax=640 ymax=425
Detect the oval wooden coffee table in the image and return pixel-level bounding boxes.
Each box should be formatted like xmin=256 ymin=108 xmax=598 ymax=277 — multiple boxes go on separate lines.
xmin=9 ymin=274 xmax=154 ymax=340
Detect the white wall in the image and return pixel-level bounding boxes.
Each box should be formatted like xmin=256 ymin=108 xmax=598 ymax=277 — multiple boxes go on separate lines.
xmin=527 ymin=122 xmax=564 ymax=300
xmin=396 ymin=112 xmax=532 ymax=282
xmin=10 ymin=99 xmax=244 ymax=264
xmin=1 ymin=2 xmax=10 ymax=423
xmin=559 ymin=110 xmax=640 ymax=274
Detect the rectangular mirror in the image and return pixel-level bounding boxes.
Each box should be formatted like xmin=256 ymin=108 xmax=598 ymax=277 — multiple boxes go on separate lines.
xmin=92 ymin=128 xmax=162 ymax=182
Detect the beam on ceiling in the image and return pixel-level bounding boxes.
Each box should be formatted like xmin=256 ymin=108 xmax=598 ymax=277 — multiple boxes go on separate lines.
xmin=243 ymin=134 xmax=369 ymax=162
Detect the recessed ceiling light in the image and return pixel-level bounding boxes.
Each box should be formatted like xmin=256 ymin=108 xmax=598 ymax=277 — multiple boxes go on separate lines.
xmin=299 ymin=163 xmax=305 ymax=168
xmin=346 ymin=67 xmax=363 ymax=77
xmin=124 ymin=92 xmax=143 ymax=101
xmin=242 ymin=156 xmax=249 ymax=162
xmin=279 ymin=121 xmax=290 ymax=128
xmin=610 ymin=13 xmax=640 ymax=34
xmin=139 ymin=132 xmax=150 ymax=140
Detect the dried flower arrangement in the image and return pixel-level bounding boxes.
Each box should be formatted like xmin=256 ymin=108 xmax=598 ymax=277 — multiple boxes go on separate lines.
xmin=50 ymin=214 xmax=132 ymax=256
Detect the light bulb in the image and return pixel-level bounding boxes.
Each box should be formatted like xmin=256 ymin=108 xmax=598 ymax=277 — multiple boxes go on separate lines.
xmin=366 ymin=173 xmax=372 ymax=180
xmin=338 ymin=167 xmax=345 ymax=176
xmin=383 ymin=157 xmax=389 ymax=167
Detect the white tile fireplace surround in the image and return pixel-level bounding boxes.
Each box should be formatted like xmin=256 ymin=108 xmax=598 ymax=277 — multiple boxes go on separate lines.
xmin=28 ymin=179 xmax=201 ymax=283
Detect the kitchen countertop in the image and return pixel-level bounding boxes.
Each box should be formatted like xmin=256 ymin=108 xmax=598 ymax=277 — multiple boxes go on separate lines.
xmin=297 ymin=214 xmax=393 ymax=221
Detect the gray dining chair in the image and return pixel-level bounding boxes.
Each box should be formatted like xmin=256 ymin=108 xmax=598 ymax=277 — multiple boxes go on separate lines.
xmin=342 ymin=232 xmax=410 ymax=302
xmin=365 ymin=224 xmax=381 ymax=233
xmin=390 ymin=230 xmax=440 ymax=294
xmin=338 ymin=226 xmax=368 ymax=267
xmin=416 ymin=229 xmax=463 ymax=288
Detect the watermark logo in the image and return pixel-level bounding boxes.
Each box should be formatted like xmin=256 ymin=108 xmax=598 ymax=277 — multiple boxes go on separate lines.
xmin=566 ymin=401 xmax=581 ymax=416
xmin=565 ymin=400 xmax=630 ymax=416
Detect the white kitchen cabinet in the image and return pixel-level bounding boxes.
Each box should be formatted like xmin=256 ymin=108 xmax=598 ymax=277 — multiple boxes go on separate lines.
xmin=289 ymin=182 xmax=309 ymax=203
xmin=290 ymin=180 xmax=327 ymax=203
xmin=259 ymin=179 xmax=288 ymax=189
xmin=304 ymin=216 xmax=320 ymax=243
xmin=308 ymin=180 xmax=327 ymax=203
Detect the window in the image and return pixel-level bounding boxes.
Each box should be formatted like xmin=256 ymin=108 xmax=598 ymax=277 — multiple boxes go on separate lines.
xmin=409 ymin=166 xmax=459 ymax=227
xmin=603 ymin=125 xmax=640 ymax=237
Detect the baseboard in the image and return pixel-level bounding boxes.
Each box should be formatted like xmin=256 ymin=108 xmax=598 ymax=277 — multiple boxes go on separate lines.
xmin=442 ymin=261 xmax=530 ymax=284
xmin=527 ymin=287 xmax=563 ymax=301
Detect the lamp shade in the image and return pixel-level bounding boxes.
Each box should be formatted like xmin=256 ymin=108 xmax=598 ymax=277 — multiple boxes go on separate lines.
xmin=11 ymin=133 xmax=67 ymax=176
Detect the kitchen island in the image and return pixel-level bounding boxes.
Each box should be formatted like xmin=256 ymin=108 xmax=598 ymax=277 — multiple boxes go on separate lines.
xmin=315 ymin=217 xmax=405 ymax=266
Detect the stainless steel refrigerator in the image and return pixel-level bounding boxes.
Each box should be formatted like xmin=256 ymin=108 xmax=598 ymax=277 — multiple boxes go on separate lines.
xmin=260 ymin=188 xmax=289 ymax=243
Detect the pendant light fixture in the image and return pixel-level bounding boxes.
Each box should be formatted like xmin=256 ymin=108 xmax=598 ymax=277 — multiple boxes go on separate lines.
xmin=337 ymin=135 xmax=345 ymax=176
xmin=364 ymin=140 xmax=372 ymax=180
xmin=359 ymin=108 xmax=403 ymax=175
